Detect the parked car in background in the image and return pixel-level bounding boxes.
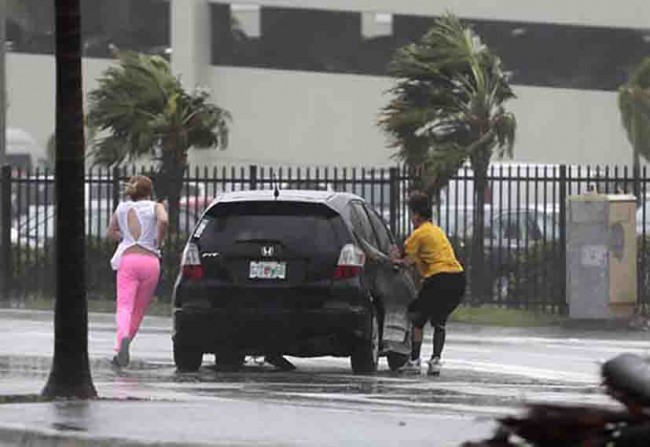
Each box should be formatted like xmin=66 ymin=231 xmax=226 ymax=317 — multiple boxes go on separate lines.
xmin=11 ymin=201 xmax=201 ymax=249
xmin=172 ymin=189 xmax=417 ymax=374
xmin=435 ymin=205 xmax=560 ymax=299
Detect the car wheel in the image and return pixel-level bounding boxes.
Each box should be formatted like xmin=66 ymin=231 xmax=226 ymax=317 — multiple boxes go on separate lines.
xmin=215 ymin=352 xmax=245 ymax=372
xmin=173 ymin=342 xmax=202 ymax=372
xmin=386 ymin=352 xmax=409 ymax=371
xmin=350 ymin=310 xmax=379 ymax=375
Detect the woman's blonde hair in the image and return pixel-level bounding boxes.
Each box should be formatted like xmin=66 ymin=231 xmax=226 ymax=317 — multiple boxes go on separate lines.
xmin=124 ymin=175 xmax=153 ymax=201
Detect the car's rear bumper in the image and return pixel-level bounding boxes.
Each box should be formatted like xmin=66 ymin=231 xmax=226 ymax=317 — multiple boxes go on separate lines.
xmin=172 ymin=304 xmax=372 ymax=357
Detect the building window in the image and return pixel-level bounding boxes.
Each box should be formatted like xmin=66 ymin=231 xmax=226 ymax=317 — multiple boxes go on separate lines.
xmin=6 ymin=0 xmax=170 ymax=58
xmin=209 ymin=2 xmax=650 ymax=91
xmin=211 ymin=3 xmax=363 ymax=73
xmin=260 ymin=7 xmax=361 ymax=73
xmin=394 ymin=14 xmax=650 ymax=91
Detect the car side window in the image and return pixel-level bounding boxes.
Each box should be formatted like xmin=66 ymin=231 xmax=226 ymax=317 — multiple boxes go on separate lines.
xmin=350 ymin=202 xmax=379 ymax=248
xmin=364 ymin=204 xmax=393 ymax=254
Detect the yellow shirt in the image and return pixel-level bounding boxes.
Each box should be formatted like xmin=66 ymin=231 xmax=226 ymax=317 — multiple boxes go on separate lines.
xmin=404 ymin=221 xmax=463 ymax=278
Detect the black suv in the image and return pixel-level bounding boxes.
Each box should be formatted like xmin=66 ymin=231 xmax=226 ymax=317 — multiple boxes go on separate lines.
xmin=172 ymin=190 xmax=417 ymax=374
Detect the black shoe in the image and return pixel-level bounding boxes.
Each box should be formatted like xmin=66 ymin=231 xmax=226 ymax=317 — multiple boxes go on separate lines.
xmin=115 ymin=337 xmax=131 ymax=368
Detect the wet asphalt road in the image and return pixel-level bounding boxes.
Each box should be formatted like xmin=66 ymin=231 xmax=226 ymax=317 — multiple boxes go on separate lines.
xmin=2 ymin=309 xmax=650 ymax=445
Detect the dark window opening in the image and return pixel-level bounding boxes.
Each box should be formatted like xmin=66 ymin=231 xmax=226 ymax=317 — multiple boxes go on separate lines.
xmin=7 ymin=0 xmax=170 ymax=58
xmin=210 ymin=2 xmax=650 ymax=91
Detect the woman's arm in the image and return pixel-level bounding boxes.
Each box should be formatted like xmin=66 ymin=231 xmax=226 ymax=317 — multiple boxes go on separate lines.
xmin=393 ymin=234 xmax=417 ymax=266
xmin=106 ymin=213 xmax=122 ymax=242
xmin=155 ymin=202 xmax=169 ymax=248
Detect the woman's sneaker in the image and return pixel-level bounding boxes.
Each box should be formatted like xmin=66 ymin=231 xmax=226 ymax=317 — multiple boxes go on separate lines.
xmin=113 ymin=337 xmax=131 ymax=368
xmin=399 ymin=358 xmax=421 ymax=374
xmin=427 ymin=357 xmax=441 ymax=376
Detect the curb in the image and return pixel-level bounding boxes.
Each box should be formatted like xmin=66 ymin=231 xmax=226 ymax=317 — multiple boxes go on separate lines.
xmin=0 ymin=425 xmax=200 ymax=447
xmin=0 ymin=424 xmax=280 ymax=447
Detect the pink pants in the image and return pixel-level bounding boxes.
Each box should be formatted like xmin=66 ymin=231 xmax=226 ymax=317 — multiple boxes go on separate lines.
xmin=115 ymin=254 xmax=160 ymax=351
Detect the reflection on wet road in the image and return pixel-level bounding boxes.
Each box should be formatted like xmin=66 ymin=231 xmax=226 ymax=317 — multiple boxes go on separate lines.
xmin=77 ymin=354 xmax=607 ymax=419
xmin=2 ymin=310 xmax=648 ymax=420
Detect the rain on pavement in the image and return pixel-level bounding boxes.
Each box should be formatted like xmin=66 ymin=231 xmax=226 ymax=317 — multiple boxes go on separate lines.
xmin=2 ymin=308 xmax=648 ymax=421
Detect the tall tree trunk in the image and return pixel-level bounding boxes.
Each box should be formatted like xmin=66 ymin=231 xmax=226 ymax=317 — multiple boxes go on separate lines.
xmin=154 ymin=150 xmax=185 ymax=300
xmin=42 ymin=0 xmax=97 ymax=399
xmin=470 ymin=150 xmax=490 ymax=304
xmin=159 ymin=149 xmax=185 ymax=235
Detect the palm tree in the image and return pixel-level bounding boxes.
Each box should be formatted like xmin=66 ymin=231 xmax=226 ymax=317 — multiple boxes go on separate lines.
xmin=42 ymin=0 xmax=97 ymax=399
xmin=86 ymin=51 xmax=230 ymax=233
xmin=619 ymin=57 xmax=650 ymax=200
xmin=379 ymin=14 xmax=516 ymax=298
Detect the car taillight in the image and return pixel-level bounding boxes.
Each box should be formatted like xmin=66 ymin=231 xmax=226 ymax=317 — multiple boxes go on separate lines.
xmin=334 ymin=244 xmax=365 ymax=280
xmin=181 ymin=242 xmax=203 ymax=280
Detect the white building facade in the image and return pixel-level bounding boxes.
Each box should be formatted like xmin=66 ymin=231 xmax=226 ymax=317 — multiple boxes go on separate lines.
xmin=5 ymin=0 xmax=650 ymax=168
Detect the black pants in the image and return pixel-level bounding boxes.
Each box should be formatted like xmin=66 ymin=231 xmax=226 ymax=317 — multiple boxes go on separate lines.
xmin=408 ymin=272 xmax=466 ymax=359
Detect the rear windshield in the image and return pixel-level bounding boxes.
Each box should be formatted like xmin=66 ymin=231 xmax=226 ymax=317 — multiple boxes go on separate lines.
xmin=197 ymin=201 xmax=344 ymax=251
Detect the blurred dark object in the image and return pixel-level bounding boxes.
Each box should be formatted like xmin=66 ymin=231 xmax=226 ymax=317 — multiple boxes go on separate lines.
xmin=461 ymin=353 xmax=650 ymax=447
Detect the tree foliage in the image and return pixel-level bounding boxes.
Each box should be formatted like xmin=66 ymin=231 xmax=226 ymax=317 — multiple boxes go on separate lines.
xmin=87 ymin=51 xmax=230 ymax=166
xmin=379 ymin=13 xmax=517 ymax=299
xmin=87 ymin=50 xmax=231 ymax=230
xmin=379 ymin=13 xmax=516 ymax=196
xmin=619 ymin=57 xmax=650 ymax=162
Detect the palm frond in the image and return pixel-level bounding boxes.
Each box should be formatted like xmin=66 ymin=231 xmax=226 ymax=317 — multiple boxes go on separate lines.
xmin=379 ymin=12 xmax=516 ymax=194
xmin=619 ymin=57 xmax=650 ymax=161
xmin=87 ymin=51 xmax=231 ymax=167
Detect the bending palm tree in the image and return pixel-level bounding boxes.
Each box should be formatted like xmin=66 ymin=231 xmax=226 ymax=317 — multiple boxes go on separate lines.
xmin=42 ymin=0 xmax=97 ymax=399
xmin=379 ymin=14 xmax=516 ymax=299
xmin=619 ymin=57 xmax=650 ymax=200
xmin=87 ymin=51 xmax=230 ymax=233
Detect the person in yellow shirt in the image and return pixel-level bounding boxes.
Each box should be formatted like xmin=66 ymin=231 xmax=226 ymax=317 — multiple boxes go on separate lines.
xmin=393 ymin=192 xmax=465 ymax=376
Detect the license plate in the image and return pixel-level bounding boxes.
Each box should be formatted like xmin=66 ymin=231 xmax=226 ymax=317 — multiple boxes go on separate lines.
xmin=249 ymin=261 xmax=287 ymax=280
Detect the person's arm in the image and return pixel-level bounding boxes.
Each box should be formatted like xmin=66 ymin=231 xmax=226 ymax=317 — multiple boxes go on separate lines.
xmin=394 ymin=233 xmax=418 ymax=266
xmin=155 ymin=202 xmax=169 ymax=248
xmin=106 ymin=213 xmax=122 ymax=242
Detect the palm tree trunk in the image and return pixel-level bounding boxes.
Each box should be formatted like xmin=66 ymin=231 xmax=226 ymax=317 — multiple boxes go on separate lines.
xmin=42 ymin=0 xmax=97 ymax=399
xmin=159 ymin=149 xmax=185 ymax=235
xmin=470 ymin=150 xmax=491 ymax=303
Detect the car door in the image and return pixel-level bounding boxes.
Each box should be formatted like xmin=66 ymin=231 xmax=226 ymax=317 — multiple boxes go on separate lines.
xmin=356 ymin=202 xmax=416 ymax=355
xmin=348 ymin=201 xmax=381 ymax=292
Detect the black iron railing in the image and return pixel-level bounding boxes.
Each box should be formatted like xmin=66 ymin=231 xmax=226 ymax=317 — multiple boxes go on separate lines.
xmin=1 ymin=163 xmax=649 ymax=315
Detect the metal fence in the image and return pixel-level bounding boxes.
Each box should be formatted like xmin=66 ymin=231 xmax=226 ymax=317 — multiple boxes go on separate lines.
xmin=1 ymin=163 xmax=649 ymax=315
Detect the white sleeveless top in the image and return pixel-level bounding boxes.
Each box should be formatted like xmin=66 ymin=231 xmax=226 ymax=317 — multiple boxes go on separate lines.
xmin=110 ymin=200 xmax=160 ymax=270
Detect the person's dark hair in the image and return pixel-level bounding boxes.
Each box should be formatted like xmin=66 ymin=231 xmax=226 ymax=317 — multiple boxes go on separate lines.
xmin=407 ymin=192 xmax=432 ymax=220
xmin=124 ymin=175 xmax=153 ymax=201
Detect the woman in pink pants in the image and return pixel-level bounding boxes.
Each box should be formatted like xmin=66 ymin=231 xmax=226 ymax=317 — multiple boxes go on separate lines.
xmin=107 ymin=175 xmax=168 ymax=367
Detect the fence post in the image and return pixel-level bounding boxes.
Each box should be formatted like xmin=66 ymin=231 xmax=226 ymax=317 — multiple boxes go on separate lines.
xmin=559 ymin=165 xmax=568 ymax=308
xmin=389 ymin=167 xmax=399 ymax=234
xmin=249 ymin=165 xmax=258 ymax=191
xmin=0 ymin=165 xmax=11 ymax=300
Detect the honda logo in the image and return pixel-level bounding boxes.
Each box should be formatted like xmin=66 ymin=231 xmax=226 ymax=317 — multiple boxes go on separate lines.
xmin=261 ymin=246 xmax=275 ymax=257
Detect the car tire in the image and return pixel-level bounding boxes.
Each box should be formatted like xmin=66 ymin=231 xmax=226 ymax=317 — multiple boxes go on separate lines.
xmin=215 ymin=352 xmax=245 ymax=372
xmin=386 ymin=352 xmax=409 ymax=371
xmin=350 ymin=310 xmax=379 ymax=375
xmin=173 ymin=342 xmax=202 ymax=372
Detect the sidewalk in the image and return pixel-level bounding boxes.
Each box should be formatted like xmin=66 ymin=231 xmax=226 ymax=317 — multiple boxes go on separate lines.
xmin=0 ymin=396 xmax=496 ymax=447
